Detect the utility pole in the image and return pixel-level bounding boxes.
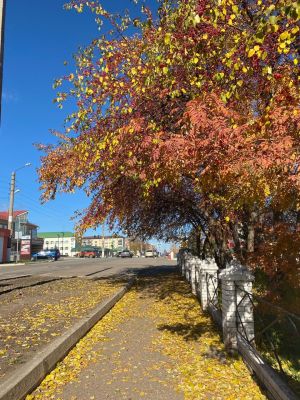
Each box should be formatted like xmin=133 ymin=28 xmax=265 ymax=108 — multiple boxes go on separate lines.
xmin=7 ymin=164 xmax=31 ymax=262
xmin=0 ymin=0 xmax=6 ymax=122
xmin=7 ymin=171 xmax=15 ymax=232
xmin=102 ymin=223 xmax=105 ymax=258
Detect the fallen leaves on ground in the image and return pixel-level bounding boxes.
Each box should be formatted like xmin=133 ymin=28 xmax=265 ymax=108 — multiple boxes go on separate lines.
xmin=26 ymin=272 xmax=266 ymax=399
xmin=26 ymin=289 xmax=137 ymax=399
xmin=140 ymin=275 xmax=266 ymax=399
xmin=0 ymin=278 xmax=121 ymax=377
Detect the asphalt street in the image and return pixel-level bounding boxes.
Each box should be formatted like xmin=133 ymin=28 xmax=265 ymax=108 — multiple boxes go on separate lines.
xmin=0 ymin=257 xmax=177 ymax=280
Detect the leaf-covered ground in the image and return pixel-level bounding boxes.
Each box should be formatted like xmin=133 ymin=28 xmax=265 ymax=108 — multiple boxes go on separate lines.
xmin=27 ymin=267 xmax=266 ymax=400
xmin=0 ymin=277 xmax=121 ymax=378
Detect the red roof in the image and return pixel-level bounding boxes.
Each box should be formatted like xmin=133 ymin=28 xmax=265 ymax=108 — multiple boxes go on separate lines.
xmin=0 ymin=210 xmax=28 ymax=220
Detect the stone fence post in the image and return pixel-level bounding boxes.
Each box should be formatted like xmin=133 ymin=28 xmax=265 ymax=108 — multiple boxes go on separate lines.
xmin=196 ymin=258 xmax=219 ymax=311
xmin=189 ymin=257 xmax=202 ymax=295
xmin=185 ymin=255 xmax=197 ymax=282
xmin=219 ymin=261 xmax=254 ymax=353
xmin=178 ymin=251 xmax=192 ymax=277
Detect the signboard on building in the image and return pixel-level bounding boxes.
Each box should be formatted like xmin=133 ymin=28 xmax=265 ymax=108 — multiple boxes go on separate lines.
xmin=20 ymin=239 xmax=31 ymax=256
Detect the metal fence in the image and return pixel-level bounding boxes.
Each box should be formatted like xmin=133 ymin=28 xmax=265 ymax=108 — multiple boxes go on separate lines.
xmin=235 ymin=284 xmax=300 ymax=394
xmin=206 ymin=273 xmax=221 ymax=310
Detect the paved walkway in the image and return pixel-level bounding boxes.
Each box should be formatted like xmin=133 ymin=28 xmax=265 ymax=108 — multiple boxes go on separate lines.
xmin=27 ymin=266 xmax=266 ymax=400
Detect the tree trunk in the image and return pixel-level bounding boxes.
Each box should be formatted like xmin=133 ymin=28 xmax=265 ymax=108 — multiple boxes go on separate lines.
xmin=196 ymin=232 xmax=201 ymax=257
xmin=247 ymin=211 xmax=257 ymax=253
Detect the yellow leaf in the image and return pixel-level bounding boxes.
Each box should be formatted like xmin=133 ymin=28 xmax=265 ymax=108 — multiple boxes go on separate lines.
xmin=248 ymin=48 xmax=255 ymax=57
xmin=163 ymin=66 xmax=169 ymax=74
xmin=194 ymin=14 xmax=201 ymax=24
xmin=164 ymin=33 xmax=171 ymax=45
xmin=264 ymin=185 xmax=271 ymax=197
xmin=279 ymin=31 xmax=290 ymax=40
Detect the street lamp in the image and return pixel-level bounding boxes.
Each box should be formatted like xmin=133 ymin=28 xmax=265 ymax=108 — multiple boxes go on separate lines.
xmin=7 ymin=163 xmax=31 ymax=262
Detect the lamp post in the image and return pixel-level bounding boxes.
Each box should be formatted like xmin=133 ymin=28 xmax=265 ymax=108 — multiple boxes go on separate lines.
xmin=7 ymin=163 xmax=31 ymax=232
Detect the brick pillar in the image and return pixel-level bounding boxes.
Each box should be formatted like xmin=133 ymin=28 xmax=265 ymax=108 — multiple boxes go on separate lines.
xmin=198 ymin=258 xmax=219 ymax=311
xmin=219 ymin=261 xmax=254 ymax=353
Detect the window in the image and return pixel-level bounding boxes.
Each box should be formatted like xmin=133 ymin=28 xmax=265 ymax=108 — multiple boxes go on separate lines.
xmin=65 ymin=247 xmax=68 ymax=250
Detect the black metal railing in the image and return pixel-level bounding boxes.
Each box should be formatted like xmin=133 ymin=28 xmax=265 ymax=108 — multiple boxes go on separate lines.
xmin=206 ymin=273 xmax=221 ymax=310
xmin=235 ymin=284 xmax=300 ymax=394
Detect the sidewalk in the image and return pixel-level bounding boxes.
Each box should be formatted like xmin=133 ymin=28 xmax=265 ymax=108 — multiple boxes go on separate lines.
xmin=27 ymin=266 xmax=266 ymax=400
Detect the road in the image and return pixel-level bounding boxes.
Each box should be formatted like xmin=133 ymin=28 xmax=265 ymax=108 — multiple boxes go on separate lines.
xmin=0 ymin=257 xmax=177 ymax=280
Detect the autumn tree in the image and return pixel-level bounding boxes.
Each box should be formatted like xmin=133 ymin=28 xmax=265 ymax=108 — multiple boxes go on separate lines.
xmin=39 ymin=0 xmax=300 ymax=280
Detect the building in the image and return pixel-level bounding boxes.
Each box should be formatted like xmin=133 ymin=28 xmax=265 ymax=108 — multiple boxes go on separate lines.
xmin=38 ymin=232 xmax=77 ymax=257
xmin=0 ymin=210 xmax=43 ymax=261
xmin=0 ymin=227 xmax=9 ymax=263
xmin=82 ymin=235 xmax=125 ymax=252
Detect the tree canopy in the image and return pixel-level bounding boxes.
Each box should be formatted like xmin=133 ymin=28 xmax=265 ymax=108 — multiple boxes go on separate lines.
xmin=39 ymin=0 xmax=300 ymax=280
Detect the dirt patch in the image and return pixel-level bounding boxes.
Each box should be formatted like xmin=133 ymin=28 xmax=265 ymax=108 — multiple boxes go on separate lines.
xmin=0 ymin=277 xmax=122 ymax=379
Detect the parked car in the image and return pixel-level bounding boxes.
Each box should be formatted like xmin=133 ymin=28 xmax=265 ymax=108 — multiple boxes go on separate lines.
xmin=31 ymin=249 xmax=60 ymax=261
xmin=120 ymin=250 xmax=133 ymax=258
xmin=145 ymin=250 xmax=158 ymax=258
xmin=79 ymin=250 xmax=100 ymax=258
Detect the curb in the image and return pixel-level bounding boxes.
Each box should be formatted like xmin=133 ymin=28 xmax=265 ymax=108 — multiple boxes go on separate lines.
xmin=0 ymin=278 xmax=64 ymax=296
xmin=0 ymin=279 xmax=135 ymax=400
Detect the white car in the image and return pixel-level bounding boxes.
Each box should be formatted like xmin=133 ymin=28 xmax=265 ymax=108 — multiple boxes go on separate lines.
xmin=145 ymin=250 xmax=157 ymax=258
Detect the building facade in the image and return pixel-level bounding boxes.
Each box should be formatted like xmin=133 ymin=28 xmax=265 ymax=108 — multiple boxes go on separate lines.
xmin=0 ymin=210 xmax=43 ymax=261
xmin=82 ymin=235 xmax=125 ymax=252
xmin=0 ymin=228 xmax=9 ymax=263
xmin=38 ymin=232 xmax=76 ymax=257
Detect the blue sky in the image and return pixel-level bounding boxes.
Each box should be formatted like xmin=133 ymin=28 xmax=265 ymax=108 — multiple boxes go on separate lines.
xmin=0 ymin=0 xmax=167 ymax=251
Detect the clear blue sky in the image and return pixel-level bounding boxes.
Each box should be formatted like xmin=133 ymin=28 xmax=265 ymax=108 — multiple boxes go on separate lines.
xmin=0 ymin=0 xmax=168 ymax=251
